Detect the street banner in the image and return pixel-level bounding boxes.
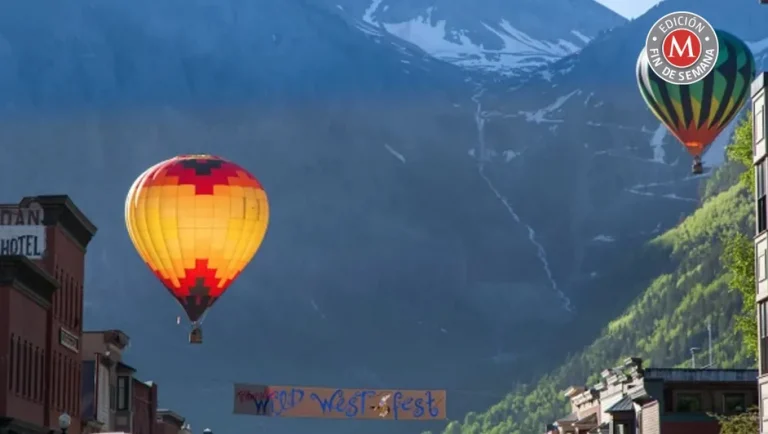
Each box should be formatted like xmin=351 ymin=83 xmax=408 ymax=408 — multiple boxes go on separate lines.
xmin=233 ymin=383 xmax=446 ymax=420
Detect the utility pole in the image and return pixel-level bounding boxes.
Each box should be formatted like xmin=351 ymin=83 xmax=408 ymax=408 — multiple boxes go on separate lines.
xmin=690 ymin=347 xmax=700 ymax=368
xmin=707 ymin=319 xmax=713 ymax=367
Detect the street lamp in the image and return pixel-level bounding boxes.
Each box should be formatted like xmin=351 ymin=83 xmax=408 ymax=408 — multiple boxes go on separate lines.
xmin=58 ymin=413 xmax=71 ymax=434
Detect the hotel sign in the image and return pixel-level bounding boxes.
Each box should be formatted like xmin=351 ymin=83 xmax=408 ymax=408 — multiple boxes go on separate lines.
xmin=0 ymin=203 xmax=45 ymax=259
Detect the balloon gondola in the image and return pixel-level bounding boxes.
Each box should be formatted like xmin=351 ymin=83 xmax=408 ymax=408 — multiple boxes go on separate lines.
xmin=125 ymin=154 xmax=269 ymax=343
xmin=636 ymin=30 xmax=755 ymax=174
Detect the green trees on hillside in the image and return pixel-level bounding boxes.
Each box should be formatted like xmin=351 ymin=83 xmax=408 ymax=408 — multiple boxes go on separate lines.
xmin=726 ymin=113 xmax=756 ymax=193
xmin=723 ymin=231 xmax=757 ymax=357
xmin=440 ymin=114 xmax=757 ymax=434
xmin=723 ymin=114 xmax=757 ymax=358
xmin=715 ymin=115 xmax=759 ymax=432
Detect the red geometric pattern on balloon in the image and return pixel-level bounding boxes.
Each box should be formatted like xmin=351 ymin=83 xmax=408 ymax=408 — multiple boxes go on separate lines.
xmin=671 ymin=125 xmax=719 ymax=157
xmin=151 ymin=258 xmax=238 ymax=298
xmin=160 ymin=157 xmax=261 ymax=195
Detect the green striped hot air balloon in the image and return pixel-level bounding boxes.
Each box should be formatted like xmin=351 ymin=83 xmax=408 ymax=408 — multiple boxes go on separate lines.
xmin=636 ymin=30 xmax=755 ymax=174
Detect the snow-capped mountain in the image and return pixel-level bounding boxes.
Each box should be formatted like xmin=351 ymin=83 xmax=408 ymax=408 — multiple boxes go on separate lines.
xmin=463 ymin=0 xmax=768 ymax=328
xmin=477 ymin=0 xmax=768 ymax=169
xmin=330 ymin=0 xmax=626 ymax=74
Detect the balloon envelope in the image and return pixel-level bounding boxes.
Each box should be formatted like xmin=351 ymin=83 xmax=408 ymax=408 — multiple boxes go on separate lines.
xmin=636 ymin=30 xmax=755 ymax=157
xmin=125 ymin=154 xmax=269 ymax=322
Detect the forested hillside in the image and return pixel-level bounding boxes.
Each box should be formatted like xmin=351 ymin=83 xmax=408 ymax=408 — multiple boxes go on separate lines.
xmin=435 ymin=116 xmax=757 ymax=434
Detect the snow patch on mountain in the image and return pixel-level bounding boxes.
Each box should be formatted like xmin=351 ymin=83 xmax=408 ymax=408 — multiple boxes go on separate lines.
xmin=375 ymin=13 xmax=581 ymax=73
xmin=355 ymin=0 xmax=625 ymax=74
xmin=748 ymin=36 xmax=768 ymax=54
xmin=521 ymin=90 xmax=580 ymax=123
xmin=649 ymin=124 xmax=667 ymax=164
xmin=384 ymin=144 xmax=406 ymax=163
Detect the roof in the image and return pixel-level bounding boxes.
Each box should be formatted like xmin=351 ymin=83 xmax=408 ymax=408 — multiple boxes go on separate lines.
xmin=605 ymin=395 xmax=634 ymax=413
xmin=556 ymin=412 xmax=577 ymax=423
xmin=575 ymin=413 xmax=598 ymax=426
xmin=564 ymin=386 xmax=586 ymax=398
xmin=157 ymin=409 xmax=185 ymax=424
xmin=23 ymin=195 xmax=98 ymax=249
xmin=116 ymin=361 xmax=136 ymax=373
xmin=644 ymin=368 xmax=758 ymax=383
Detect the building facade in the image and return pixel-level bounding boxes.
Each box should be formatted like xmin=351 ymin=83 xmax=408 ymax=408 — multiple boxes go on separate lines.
xmin=155 ymin=410 xmax=191 ymax=434
xmin=753 ymin=72 xmax=768 ymax=434
xmin=546 ymin=358 xmax=758 ymax=434
xmin=131 ymin=379 xmax=157 ymax=434
xmin=0 ymin=195 xmax=97 ymax=434
xmin=80 ymin=330 xmax=134 ymax=433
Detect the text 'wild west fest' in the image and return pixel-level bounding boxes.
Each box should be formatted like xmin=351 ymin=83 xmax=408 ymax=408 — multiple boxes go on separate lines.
xmin=233 ymin=384 xmax=446 ymax=420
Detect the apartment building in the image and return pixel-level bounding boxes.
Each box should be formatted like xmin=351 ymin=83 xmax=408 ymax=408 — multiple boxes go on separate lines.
xmin=0 ymin=195 xmax=97 ymax=434
xmin=546 ymin=358 xmax=757 ymax=434
xmin=753 ymin=70 xmax=768 ymax=434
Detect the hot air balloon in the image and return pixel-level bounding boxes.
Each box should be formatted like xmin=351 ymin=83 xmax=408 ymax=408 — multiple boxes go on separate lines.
xmin=125 ymin=154 xmax=269 ymax=343
xmin=636 ymin=30 xmax=755 ymax=174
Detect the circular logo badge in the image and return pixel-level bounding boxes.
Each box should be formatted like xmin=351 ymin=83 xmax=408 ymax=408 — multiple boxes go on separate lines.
xmin=645 ymin=11 xmax=718 ymax=85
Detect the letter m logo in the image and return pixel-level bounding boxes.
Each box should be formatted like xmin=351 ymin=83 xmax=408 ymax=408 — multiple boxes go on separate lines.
xmin=667 ymin=35 xmax=695 ymax=58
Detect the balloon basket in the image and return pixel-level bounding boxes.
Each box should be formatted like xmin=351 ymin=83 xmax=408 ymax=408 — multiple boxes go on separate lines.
xmin=189 ymin=326 xmax=203 ymax=344
xmin=692 ymin=162 xmax=704 ymax=175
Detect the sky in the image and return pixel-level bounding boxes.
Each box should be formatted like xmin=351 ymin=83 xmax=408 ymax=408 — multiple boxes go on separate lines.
xmin=596 ymin=0 xmax=660 ymax=19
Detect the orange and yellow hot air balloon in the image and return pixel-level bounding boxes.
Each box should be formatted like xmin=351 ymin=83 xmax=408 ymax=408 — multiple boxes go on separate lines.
xmin=124 ymin=154 xmax=269 ymax=343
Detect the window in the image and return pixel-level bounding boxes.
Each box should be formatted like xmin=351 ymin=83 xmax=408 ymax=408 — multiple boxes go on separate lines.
xmin=762 ymin=302 xmax=768 ymax=374
xmin=33 ymin=347 xmax=38 ymax=402
xmin=14 ymin=336 xmax=21 ymax=394
xmin=723 ymin=393 xmax=747 ymax=414
xmin=8 ymin=334 xmax=15 ymax=392
xmin=760 ymin=252 xmax=767 ymax=282
xmin=110 ymin=383 xmax=116 ymax=410
xmin=117 ymin=376 xmax=130 ymax=411
xmin=755 ymin=160 xmax=768 ymax=234
xmin=64 ymin=356 xmax=69 ymax=411
xmin=38 ymin=350 xmax=44 ymax=402
xmin=52 ymin=352 xmax=58 ymax=407
xmin=756 ymin=107 xmax=765 ymax=143
xmin=58 ymin=353 xmax=64 ymax=409
xmin=54 ymin=267 xmax=60 ymax=319
xmin=74 ymin=280 xmax=81 ymax=330
xmin=675 ymin=393 xmax=702 ymax=412
xmin=70 ymin=276 xmax=76 ymax=328
xmin=22 ymin=340 xmax=29 ymax=398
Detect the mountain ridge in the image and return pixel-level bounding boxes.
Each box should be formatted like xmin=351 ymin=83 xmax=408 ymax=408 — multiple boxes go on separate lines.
xmin=330 ymin=0 xmax=626 ymax=74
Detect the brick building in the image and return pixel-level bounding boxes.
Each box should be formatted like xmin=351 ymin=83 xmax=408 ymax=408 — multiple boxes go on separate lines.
xmin=0 ymin=195 xmax=97 ymax=434
xmin=132 ymin=379 xmax=157 ymax=434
